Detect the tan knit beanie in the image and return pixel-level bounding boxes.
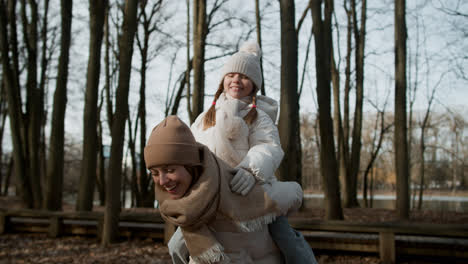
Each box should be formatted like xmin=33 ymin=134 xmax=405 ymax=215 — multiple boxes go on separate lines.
xmin=144 ymin=115 xmax=201 ymax=168
xmin=220 ymin=41 xmax=262 ymax=90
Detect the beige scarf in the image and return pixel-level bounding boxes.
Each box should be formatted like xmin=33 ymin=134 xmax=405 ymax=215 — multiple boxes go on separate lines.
xmin=156 ymin=144 xmax=281 ymax=264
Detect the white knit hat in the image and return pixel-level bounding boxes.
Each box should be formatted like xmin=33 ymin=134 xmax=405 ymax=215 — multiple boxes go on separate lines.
xmin=220 ymin=41 xmax=262 ymax=90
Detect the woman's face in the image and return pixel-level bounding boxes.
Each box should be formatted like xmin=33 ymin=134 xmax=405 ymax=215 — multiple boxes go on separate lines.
xmin=223 ymin=73 xmax=254 ymax=99
xmin=151 ymin=165 xmax=193 ymax=200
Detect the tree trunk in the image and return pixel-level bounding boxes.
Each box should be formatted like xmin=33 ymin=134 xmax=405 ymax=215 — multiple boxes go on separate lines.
xmin=0 ymin=1 xmax=32 ymax=208
xmin=44 ymin=0 xmax=73 ymax=211
xmin=22 ymin=0 xmax=43 ymax=209
xmin=190 ymin=0 xmax=207 ymax=124
xmin=339 ymin=1 xmax=352 ymax=204
xmin=38 ymin=0 xmax=50 ymax=193
xmin=345 ymin=0 xmax=367 ymax=208
xmin=255 ymin=0 xmax=266 ymax=95
xmin=76 ymin=0 xmax=108 ymax=211
xmin=310 ymin=0 xmax=344 ymax=220
xmin=0 ymin=80 xmax=6 ymax=194
xmin=277 ymin=0 xmax=302 ymax=186
xmin=135 ymin=0 xmax=163 ymax=207
xmin=394 ymin=0 xmax=410 ymax=220
xmin=97 ymin=114 xmax=106 ymax=206
xmin=102 ymin=0 xmax=138 ymax=245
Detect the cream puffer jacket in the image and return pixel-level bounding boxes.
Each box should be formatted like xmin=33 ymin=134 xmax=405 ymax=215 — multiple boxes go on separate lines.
xmin=191 ymin=92 xmax=302 ymax=214
xmin=190 ymin=93 xmax=302 ymax=263
xmin=192 ymin=93 xmax=282 ymax=183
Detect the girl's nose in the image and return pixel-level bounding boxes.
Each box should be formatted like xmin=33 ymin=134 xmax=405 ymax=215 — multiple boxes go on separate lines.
xmin=232 ymin=74 xmax=241 ymax=82
xmin=159 ymin=173 xmax=169 ymax=185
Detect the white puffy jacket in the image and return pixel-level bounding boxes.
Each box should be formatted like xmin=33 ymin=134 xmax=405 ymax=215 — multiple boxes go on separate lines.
xmin=192 ymin=93 xmax=282 ymax=182
xmin=191 ymin=93 xmax=302 ymax=214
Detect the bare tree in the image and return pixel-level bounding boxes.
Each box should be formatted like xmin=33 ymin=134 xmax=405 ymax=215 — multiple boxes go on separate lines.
xmin=417 ymin=87 xmax=436 ymax=209
xmin=0 ymin=79 xmax=7 ymax=194
xmin=76 ymin=0 xmax=108 ymax=212
xmin=102 ymin=0 xmax=138 ymax=245
xmin=190 ymin=0 xmax=207 ymax=123
xmin=310 ymin=0 xmax=344 ymax=220
xmin=344 ymin=0 xmax=367 ymax=208
xmin=277 ymin=0 xmax=302 ymax=185
xmin=394 ymin=0 xmax=410 ymax=220
xmin=134 ymin=0 xmax=163 ymax=207
xmin=255 ymin=0 xmax=265 ymax=95
xmin=362 ymin=99 xmax=392 ymax=207
xmin=0 ymin=0 xmax=47 ymax=208
xmin=44 ymin=0 xmax=73 ymax=211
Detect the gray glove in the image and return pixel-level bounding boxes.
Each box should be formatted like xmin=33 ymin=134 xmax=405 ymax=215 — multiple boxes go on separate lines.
xmin=230 ymin=168 xmax=256 ymax=196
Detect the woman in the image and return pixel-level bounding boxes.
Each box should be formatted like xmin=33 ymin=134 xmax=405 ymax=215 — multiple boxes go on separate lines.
xmin=144 ymin=115 xmax=302 ymax=264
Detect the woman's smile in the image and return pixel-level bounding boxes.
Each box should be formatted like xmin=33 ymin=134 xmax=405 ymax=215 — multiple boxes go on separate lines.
xmin=151 ymin=165 xmax=193 ymax=199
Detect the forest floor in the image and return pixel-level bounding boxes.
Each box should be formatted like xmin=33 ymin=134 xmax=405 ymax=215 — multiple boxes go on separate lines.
xmin=1 ymin=196 xmax=468 ymax=263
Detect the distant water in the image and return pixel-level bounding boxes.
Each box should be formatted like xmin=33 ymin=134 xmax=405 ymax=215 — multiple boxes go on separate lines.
xmin=303 ymin=194 xmax=468 ymax=212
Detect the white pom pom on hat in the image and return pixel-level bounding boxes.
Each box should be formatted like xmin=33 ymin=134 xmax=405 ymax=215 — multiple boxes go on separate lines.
xmin=220 ymin=41 xmax=262 ymax=90
xmin=239 ymin=41 xmax=262 ymax=58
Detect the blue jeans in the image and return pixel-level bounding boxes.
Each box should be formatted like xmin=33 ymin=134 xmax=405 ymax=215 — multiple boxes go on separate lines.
xmin=268 ymin=216 xmax=318 ymax=264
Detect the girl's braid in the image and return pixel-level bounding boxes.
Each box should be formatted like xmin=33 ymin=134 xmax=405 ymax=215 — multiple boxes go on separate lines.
xmin=202 ymin=84 xmax=224 ymax=130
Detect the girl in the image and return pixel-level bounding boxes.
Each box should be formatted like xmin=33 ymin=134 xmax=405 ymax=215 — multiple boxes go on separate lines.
xmin=169 ymin=42 xmax=317 ymax=264
xmin=145 ymin=115 xmax=302 ymax=264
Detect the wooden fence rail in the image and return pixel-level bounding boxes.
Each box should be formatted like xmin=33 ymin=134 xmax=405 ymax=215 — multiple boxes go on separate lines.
xmin=1 ymin=209 xmax=467 ymax=264
xmin=289 ymin=219 xmax=468 ymax=264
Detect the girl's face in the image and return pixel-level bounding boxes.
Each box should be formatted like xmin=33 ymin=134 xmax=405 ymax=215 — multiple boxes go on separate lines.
xmin=223 ymin=73 xmax=254 ymax=99
xmin=151 ymin=165 xmax=192 ymax=200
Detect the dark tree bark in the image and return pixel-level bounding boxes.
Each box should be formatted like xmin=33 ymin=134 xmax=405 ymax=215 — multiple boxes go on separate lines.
xmin=76 ymin=0 xmax=108 ymax=211
xmin=22 ymin=0 xmax=43 ymax=209
xmin=44 ymin=0 xmax=73 ymax=211
xmin=338 ymin=0 xmax=352 ymax=202
xmin=363 ymin=108 xmax=391 ymax=207
xmin=255 ymin=0 xmax=266 ymax=95
xmin=0 ymin=79 xmax=6 ymax=194
xmin=394 ymin=0 xmax=410 ymax=220
xmin=344 ymin=0 xmax=367 ymax=208
xmin=135 ymin=0 xmax=162 ymax=207
xmin=277 ymin=0 xmax=302 ymax=185
xmin=38 ymin=0 xmax=51 ymax=191
xmin=310 ymin=0 xmax=344 ymax=220
xmin=0 ymin=0 xmax=32 ymax=208
xmin=190 ymin=0 xmax=207 ymax=124
xmin=417 ymin=87 xmax=436 ymax=209
xmin=96 ymin=91 xmax=106 ymax=206
xmin=102 ymin=0 xmax=138 ymax=245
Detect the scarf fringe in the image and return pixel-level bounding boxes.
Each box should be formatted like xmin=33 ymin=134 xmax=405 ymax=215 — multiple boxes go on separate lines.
xmin=191 ymin=243 xmax=230 ymax=264
xmin=235 ymin=213 xmax=277 ymax=232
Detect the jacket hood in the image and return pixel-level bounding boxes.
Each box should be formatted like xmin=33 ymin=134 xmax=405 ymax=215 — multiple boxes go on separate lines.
xmin=256 ymin=95 xmax=278 ymax=123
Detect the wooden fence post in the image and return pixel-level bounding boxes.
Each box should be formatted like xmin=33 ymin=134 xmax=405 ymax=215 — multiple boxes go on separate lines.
xmin=48 ymin=216 xmax=63 ymax=237
xmin=0 ymin=212 xmax=8 ymax=234
xmin=379 ymin=231 xmax=395 ymax=264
